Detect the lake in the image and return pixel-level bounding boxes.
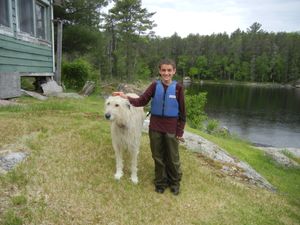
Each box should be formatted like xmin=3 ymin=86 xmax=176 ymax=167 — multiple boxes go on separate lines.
xmin=186 ymin=82 xmax=300 ymax=148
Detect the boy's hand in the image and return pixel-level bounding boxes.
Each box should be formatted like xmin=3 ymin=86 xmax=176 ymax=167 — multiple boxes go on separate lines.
xmin=112 ymin=91 xmax=123 ymax=96
xmin=176 ymin=136 xmax=185 ymax=142
xmin=112 ymin=92 xmax=128 ymax=99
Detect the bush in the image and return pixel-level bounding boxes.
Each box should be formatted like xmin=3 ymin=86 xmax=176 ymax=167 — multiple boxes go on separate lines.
xmin=185 ymin=92 xmax=207 ymax=129
xmin=62 ymin=59 xmax=92 ymax=90
xmin=206 ymin=119 xmax=219 ymax=134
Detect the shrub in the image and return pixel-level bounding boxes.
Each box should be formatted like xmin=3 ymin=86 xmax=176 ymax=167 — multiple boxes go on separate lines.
xmin=62 ymin=59 xmax=92 ymax=90
xmin=206 ymin=119 xmax=219 ymax=134
xmin=185 ymin=92 xmax=207 ymax=129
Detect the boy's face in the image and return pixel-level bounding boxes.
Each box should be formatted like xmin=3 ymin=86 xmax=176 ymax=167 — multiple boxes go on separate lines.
xmin=159 ymin=64 xmax=176 ymax=85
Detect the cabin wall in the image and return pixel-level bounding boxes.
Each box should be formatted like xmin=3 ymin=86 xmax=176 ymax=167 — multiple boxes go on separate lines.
xmin=0 ymin=35 xmax=53 ymax=74
xmin=0 ymin=0 xmax=54 ymax=99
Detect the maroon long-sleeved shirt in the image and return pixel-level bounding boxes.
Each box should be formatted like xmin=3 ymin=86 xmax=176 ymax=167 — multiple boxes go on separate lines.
xmin=128 ymin=81 xmax=186 ymax=137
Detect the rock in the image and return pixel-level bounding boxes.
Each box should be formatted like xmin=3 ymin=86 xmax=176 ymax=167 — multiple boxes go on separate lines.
xmin=21 ymin=89 xmax=48 ymax=100
xmin=0 ymin=152 xmax=28 ymax=174
xmin=257 ymin=147 xmax=299 ymax=167
xmin=41 ymin=80 xmax=63 ymax=96
xmin=293 ymin=79 xmax=300 ymax=88
xmin=218 ymin=126 xmax=230 ymax=135
xmin=182 ymin=131 xmax=276 ymax=191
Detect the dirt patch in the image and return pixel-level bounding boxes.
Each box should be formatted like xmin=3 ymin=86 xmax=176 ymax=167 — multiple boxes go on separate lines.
xmin=0 ymin=99 xmax=21 ymax=107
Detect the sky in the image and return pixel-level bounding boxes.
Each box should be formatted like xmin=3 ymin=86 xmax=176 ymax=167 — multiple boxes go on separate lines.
xmin=139 ymin=0 xmax=300 ymax=37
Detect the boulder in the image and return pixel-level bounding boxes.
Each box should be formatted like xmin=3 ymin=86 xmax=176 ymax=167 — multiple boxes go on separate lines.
xmin=182 ymin=131 xmax=276 ymax=191
xmin=0 ymin=152 xmax=28 ymax=174
xmin=41 ymin=80 xmax=63 ymax=96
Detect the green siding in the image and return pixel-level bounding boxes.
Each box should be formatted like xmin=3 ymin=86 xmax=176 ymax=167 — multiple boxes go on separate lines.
xmin=0 ymin=34 xmax=53 ymax=73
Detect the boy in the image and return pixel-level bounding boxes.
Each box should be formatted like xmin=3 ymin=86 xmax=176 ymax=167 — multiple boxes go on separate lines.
xmin=114 ymin=58 xmax=186 ymax=195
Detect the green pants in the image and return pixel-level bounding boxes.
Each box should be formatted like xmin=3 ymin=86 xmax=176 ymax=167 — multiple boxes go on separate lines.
xmin=149 ymin=130 xmax=182 ymax=189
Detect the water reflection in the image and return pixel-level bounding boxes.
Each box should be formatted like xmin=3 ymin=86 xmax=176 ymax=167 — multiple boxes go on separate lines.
xmin=186 ymin=83 xmax=300 ymax=148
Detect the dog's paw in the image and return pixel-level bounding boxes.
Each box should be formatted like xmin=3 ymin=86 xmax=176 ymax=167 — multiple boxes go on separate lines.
xmin=114 ymin=172 xmax=123 ymax=180
xmin=131 ymin=175 xmax=138 ymax=184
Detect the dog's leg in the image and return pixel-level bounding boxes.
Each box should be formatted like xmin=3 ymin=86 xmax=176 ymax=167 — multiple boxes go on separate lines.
xmin=130 ymin=150 xmax=139 ymax=184
xmin=114 ymin=147 xmax=123 ymax=180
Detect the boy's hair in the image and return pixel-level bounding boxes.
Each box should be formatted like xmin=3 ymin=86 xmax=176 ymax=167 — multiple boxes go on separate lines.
xmin=158 ymin=58 xmax=176 ymax=69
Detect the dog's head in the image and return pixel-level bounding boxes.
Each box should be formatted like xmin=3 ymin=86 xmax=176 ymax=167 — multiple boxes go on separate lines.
xmin=104 ymin=96 xmax=131 ymax=121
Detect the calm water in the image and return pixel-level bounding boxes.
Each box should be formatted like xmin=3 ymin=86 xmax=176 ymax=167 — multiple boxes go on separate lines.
xmin=186 ymin=82 xmax=300 ymax=148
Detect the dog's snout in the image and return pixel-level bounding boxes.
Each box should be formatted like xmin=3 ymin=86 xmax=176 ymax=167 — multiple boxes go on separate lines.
xmin=105 ymin=113 xmax=111 ymax=120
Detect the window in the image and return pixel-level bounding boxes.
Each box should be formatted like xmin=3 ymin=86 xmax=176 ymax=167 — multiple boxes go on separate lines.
xmin=18 ymin=0 xmax=34 ymax=35
xmin=0 ymin=0 xmax=10 ymax=27
xmin=35 ymin=3 xmax=46 ymax=39
xmin=17 ymin=0 xmax=50 ymax=41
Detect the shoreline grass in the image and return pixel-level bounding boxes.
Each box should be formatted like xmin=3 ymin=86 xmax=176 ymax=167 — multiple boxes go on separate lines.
xmin=1 ymin=96 xmax=299 ymax=225
xmin=190 ymin=129 xmax=300 ymax=206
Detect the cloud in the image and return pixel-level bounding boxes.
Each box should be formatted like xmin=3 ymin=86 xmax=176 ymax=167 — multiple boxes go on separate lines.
xmin=142 ymin=0 xmax=300 ymax=37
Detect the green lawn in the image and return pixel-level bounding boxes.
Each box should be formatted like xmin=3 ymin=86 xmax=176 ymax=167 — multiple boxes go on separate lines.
xmin=0 ymin=96 xmax=299 ymax=225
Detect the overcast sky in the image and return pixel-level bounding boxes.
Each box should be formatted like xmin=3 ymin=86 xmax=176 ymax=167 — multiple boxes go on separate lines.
xmin=140 ymin=0 xmax=300 ymax=37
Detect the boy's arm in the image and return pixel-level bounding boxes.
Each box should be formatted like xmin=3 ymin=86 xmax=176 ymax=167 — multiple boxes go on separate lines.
xmin=176 ymin=84 xmax=186 ymax=139
xmin=113 ymin=81 xmax=156 ymax=107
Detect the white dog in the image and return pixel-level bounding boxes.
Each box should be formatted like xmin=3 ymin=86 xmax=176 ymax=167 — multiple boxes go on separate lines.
xmin=104 ymin=93 xmax=145 ymax=184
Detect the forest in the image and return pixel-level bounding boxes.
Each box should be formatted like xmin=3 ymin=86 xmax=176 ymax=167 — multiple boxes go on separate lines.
xmin=54 ymin=0 xmax=300 ymax=85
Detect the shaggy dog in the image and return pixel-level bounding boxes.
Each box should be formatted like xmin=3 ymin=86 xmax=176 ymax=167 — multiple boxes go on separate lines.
xmin=104 ymin=93 xmax=145 ymax=184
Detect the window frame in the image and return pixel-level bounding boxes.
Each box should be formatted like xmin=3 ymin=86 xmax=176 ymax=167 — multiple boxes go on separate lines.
xmin=16 ymin=0 xmax=51 ymax=42
xmin=0 ymin=0 xmax=13 ymax=36
xmin=17 ymin=0 xmax=35 ymax=36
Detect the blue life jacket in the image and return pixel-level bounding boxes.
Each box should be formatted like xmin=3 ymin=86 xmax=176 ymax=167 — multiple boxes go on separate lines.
xmin=151 ymin=80 xmax=179 ymax=118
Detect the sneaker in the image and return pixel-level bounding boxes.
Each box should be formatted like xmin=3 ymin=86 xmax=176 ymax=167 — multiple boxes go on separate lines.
xmin=155 ymin=186 xmax=165 ymax=194
xmin=170 ymin=187 xmax=180 ymax=195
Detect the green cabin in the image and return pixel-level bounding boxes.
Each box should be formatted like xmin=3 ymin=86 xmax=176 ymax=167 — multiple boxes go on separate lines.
xmin=0 ymin=0 xmax=55 ymax=99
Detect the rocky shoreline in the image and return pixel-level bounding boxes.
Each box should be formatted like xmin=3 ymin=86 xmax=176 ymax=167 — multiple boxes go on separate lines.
xmin=181 ymin=131 xmax=299 ymax=191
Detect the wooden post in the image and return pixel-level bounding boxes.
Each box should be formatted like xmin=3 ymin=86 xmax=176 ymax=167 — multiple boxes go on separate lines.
xmin=55 ymin=19 xmax=63 ymax=85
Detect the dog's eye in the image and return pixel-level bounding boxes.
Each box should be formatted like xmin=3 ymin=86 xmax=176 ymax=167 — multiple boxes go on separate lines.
xmin=115 ymin=104 xmax=119 ymax=107
xmin=107 ymin=102 xmax=110 ymax=105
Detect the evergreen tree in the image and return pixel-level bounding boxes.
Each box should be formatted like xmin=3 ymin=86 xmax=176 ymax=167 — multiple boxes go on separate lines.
xmin=105 ymin=0 xmax=156 ymax=80
xmin=54 ymin=0 xmax=109 ymax=27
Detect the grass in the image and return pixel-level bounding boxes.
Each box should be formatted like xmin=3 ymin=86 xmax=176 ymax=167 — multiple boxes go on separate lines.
xmin=282 ymin=150 xmax=300 ymax=164
xmin=190 ymin=129 xmax=300 ymax=206
xmin=0 ymin=96 xmax=299 ymax=225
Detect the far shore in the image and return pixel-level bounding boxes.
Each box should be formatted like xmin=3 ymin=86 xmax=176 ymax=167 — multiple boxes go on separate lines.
xmin=186 ymin=79 xmax=298 ymax=88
